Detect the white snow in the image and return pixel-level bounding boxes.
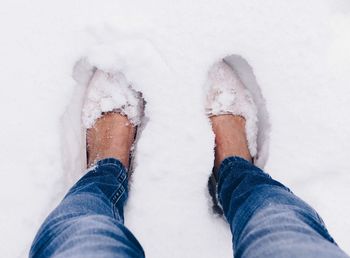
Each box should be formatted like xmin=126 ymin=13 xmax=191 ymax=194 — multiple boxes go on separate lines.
xmin=0 ymin=0 xmax=350 ymax=257
xmin=80 ymin=67 xmax=144 ymax=128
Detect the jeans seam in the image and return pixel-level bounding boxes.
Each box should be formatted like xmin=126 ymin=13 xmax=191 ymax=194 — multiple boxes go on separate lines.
xmin=111 ymin=185 xmax=126 ymax=206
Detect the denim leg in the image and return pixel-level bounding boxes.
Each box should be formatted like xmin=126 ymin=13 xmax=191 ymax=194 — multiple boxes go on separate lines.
xmin=218 ymin=156 xmax=349 ymax=258
xmin=30 ymin=158 xmax=145 ymax=258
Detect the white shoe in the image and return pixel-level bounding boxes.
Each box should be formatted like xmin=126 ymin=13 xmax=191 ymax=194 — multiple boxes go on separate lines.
xmin=206 ymin=56 xmax=270 ymax=168
xmin=82 ymin=69 xmax=144 ymax=129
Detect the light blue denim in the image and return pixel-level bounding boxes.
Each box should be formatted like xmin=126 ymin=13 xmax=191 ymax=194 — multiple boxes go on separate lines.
xmin=218 ymin=157 xmax=348 ymax=258
xmin=30 ymin=157 xmax=349 ymax=258
xmin=30 ymin=158 xmax=145 ymax=258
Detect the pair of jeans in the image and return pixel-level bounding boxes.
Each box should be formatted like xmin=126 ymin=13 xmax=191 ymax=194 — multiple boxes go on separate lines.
xmin=30 ymin=157 xmax=349 ymax=257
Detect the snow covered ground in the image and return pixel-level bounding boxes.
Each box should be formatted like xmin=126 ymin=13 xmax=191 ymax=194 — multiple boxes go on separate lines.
xmin=1 ymin=0 xmax=349 ymax=257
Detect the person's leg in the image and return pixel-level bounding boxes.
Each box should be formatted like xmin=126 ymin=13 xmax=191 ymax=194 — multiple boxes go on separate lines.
xmin=30 ymin=157 xmax=144 ymax=258
xmin=211 ymin=114 xmax=349 ymax=258
xmin=30 ymin=70 xmax=145 ymax=258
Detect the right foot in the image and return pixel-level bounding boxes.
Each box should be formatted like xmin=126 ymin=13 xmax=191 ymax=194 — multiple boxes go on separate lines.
xmin=206 ymin=60 xmax=258 ymax=168
xmin=210 ymin=114 xmax=252 ymax=168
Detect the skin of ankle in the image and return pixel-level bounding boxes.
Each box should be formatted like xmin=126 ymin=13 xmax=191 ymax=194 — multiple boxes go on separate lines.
xmin=87 ymin=113 xmax=135 ymax=168
xmin=210 ymin=115 xmax=252 ymax=168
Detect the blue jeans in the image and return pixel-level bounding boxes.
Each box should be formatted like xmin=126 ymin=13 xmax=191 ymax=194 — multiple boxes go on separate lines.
xmin=30 ymin=157 xmax=349 ymax=258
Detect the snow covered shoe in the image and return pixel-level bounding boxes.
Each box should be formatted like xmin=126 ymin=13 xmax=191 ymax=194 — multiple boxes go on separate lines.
xmin=206 ymin=55 xmax=270 ymax=215
xmin=82 ymin=69 xmax=144 ymax=129
xmin=82 ymin=68 xmax=145 ymax=171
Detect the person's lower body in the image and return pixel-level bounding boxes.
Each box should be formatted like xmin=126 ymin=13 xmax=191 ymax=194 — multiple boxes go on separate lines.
xmin=30 ymin=154 xmax=348 ymax=258
xmin=30 ymin=61 xmax=349 ymax=258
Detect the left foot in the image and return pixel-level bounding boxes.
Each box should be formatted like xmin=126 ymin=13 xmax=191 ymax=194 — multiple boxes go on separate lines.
xmin=82 ymin=69 xmax=144 ymax=169
xmin=87 ymin=112 xmax=136 ymax=168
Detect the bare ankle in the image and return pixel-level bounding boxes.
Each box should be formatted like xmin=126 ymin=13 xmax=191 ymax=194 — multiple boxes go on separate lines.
xmin=87 ymin=112 xmax=136 ymax=168
xmin=211 ymin=115 xmax=252 ymax=168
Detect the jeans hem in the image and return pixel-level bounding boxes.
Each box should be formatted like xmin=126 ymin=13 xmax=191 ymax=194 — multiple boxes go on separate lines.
xmin=220 ymin=156 xmax=253 ymax=172
xmin=96 ymin=157 xmax=126 ymax=170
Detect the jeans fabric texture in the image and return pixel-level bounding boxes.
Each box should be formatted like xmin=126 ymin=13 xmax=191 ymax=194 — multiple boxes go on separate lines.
xmin=30 ymin=157 xmax=349 ymax=258
xmin=218 ymin=157 xmax=348 ymax=258
xmin=30 ymin=158 xmax=145 ymax=258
